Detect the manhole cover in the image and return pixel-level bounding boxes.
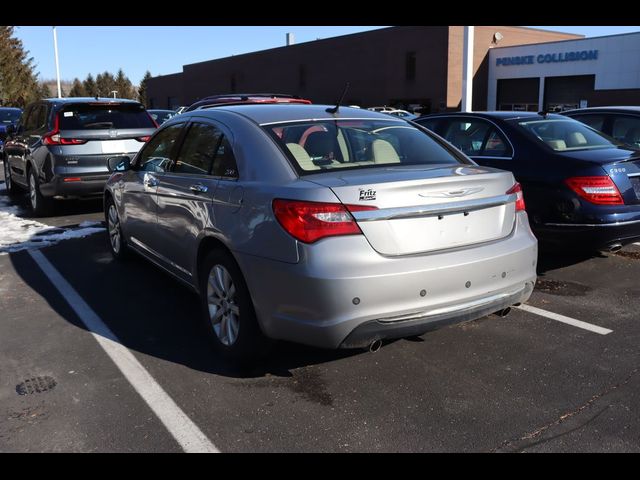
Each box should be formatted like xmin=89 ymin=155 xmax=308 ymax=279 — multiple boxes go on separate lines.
xmin=16 ymin=376 xmax=57 ymax=395
xmin=535 ymin=279 xmax=591 ymax=296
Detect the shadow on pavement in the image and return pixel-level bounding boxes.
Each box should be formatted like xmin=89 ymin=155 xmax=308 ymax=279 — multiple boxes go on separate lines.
xmin=9 ymin=233 xmax=362 ymax=380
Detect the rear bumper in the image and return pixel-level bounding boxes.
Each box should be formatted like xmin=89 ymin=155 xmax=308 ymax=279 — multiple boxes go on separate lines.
xmin=39 ymin=173 xmax=111 ymax=198
xmin=236 ymin=212 xmax=538 ymax=349
xmin=535 ymin=219 xmax=640 ymax=250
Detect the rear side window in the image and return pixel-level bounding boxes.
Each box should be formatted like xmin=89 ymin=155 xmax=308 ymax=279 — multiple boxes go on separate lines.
xmin=58 ymin=103 xmax=155 ymax=130
xmin=611 ymin=116 xmax=640 ymax=148
xmin=516 ymin=119 xmax=615 ymax=151
xmin=174 ymin=123 xmax=223 ymax=175
xmin=136 ymin=123 xmax=184 ymax=172
xmin=25 ymin=105 xmax=46 ymax=130
xmin=264 ymin=119 xmax=465 ymax=174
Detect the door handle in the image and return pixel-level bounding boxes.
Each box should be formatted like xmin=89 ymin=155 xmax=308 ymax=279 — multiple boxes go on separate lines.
xmin=189 ymin=183 xmax=208 ymax=193
xmin=143 ymin=174 xmax=159 ymax=187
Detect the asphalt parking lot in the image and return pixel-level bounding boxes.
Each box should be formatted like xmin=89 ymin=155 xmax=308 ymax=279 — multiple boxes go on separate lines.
xmin=1 ymin=165 xmax=640 ymax=452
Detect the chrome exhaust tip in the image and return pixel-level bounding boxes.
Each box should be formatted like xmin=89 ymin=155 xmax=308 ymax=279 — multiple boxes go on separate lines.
xmin=495 ymin=307 xmax=512 ymax=318
xmin=369 ymin=339 xmax=382 ymax=353
xmin=609 ymin=243 xmax=623 ymax=253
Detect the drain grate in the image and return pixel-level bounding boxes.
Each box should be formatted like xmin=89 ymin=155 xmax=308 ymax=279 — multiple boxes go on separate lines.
xmin=16 ymin=376 xmax=57 ymax=395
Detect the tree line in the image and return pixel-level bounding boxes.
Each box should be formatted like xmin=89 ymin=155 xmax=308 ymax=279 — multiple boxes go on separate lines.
xmin=1 ymin=26 xmax=153 ymax=107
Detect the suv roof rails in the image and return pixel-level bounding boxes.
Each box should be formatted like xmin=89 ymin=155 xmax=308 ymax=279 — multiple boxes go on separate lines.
xmin=185 ymin=93 xmax=312 ymax=112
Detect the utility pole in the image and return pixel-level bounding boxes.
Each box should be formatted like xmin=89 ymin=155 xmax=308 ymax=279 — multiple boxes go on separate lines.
xmin=53 ymin=26 xmax=62 ymax=98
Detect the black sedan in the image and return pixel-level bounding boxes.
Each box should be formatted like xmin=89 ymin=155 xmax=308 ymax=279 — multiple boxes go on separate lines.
xmin=562 ymin=106 xmax=640 ymax=149
xmin=415 ymin=112 xmax=640 ymax=251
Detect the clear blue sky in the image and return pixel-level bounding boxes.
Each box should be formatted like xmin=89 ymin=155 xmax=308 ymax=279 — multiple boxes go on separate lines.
xmin=14 ymin=26 xmax=640 ymax=86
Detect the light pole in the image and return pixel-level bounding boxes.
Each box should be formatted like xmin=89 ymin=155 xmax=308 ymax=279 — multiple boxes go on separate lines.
xmin=110 ymin=90 xmax=118 ymax=99
xmin=52 ymin=26 xmax=62 ymax=98
xmin=461 ymin=26 xmax=474 ymax=112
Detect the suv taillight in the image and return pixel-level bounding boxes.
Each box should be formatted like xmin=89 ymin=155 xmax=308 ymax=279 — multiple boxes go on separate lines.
xmin=565 ymin=176 xmax=624 ymax=205
xmin=272 ymin=199 xmax=377 ymax=243
xmin=42 ymin=113 xmax=87 ymax=145
xmin=506 ymin=182 xmax=526 ymax=211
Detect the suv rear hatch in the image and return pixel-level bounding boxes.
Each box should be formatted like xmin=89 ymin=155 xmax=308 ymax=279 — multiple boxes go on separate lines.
xmin=307 ymin=165 xmax=519 ymax=256
xmin=49 ymin=102 xmax=156 ymax=173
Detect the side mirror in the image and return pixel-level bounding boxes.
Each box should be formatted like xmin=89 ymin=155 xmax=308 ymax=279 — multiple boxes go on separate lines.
xmin=108 ymin=156 xmax=131 ymax=172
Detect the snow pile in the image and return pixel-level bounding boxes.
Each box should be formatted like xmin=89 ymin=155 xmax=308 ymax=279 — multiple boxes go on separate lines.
xmin=0 ymin=183 xmax=105 ymax=254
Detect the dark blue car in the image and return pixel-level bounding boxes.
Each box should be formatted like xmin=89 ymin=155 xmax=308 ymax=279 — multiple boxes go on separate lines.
xmin=0 ymin=107 xmax=22 ymax=150
xmin=415 ymin=112 xmax=640 ymax=251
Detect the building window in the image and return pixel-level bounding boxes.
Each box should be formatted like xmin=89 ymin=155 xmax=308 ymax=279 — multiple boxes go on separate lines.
xmin=299 ymin=65 xmax=307 ymax=89
xmin=405 ymin=51 xmax=416 ymax=82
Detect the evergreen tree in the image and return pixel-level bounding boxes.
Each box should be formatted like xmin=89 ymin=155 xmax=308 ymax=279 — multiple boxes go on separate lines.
xmin=96 ymin=71 xmax=116 ymax=98
xmin=0 ymin=26 xmax=43 ymax=107
xmin=114 ymin=68 xmax=134 ymax=99
xmin=39 ymin=82 xmax=51 ymax=99
xmin=83 ymin=73 xmax=97 ymax=97
xmin=68 ymin=78 xmax=86 ymax=97
xmin=138 ymin=70 xmax=152 ymax=107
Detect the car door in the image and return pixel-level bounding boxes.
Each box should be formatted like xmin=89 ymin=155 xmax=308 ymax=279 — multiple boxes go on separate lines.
xmin=120 ymin=122 xmax=185 ymax=259
xmin=154 ymin=120 xmax=224 ymax=280
xmin=433 ymin=116 xmax=515 ymax=171
xmin=5 ymin=104 xmax=39 ymax=186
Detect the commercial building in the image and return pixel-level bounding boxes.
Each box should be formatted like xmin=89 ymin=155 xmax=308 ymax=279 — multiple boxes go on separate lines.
xmin=488 ymin=31 xmax=640 ymax=112
xmin=147 ymin=26 xmax=579 ymax=112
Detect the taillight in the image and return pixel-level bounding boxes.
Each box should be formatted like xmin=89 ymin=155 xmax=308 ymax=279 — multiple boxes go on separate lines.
xmin=42 ymin=113 xmax=86 ymax=145
xmin=565 ymin=176 xmax=624 ymax=205
xmin=272 ymin=199 xmax=377 ymax=243
xmin=506 ymin=182 xmax=526 ymax=211
xmin=136 ymin=136 xmax=151 ymax=142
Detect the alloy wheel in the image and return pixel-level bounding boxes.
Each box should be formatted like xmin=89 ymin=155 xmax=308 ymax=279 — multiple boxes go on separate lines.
xmin=29 ymin=173 xmax=37 ymax=210
xmin=107 ymin=204 xmax=121 ymax=254
xmin=207 ymin=264 xmax=240 ymax=346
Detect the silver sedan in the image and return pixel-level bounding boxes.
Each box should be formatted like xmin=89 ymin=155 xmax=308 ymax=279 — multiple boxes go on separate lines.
xmin=104 ymin=104 xmax=538 ymax=362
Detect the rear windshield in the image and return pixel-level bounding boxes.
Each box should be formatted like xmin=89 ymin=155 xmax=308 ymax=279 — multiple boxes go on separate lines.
xmin=515 ymin=118 xmax=616 ymax=151
xmin=264 ymin=119 xmax=465 ymax=174
xmin=58 ymin=103 xmax=155 ymax=130
xmin=0 ymin=109 xmax=21 ymax=124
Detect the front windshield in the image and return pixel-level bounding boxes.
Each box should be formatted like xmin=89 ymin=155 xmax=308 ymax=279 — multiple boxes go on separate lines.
xmin=264 ymin=119 xmax=467 ymax=174
xmin=0 ymin=109 xmax=21 ymax=124
xmin=516 ymin=118 xmax=616 ymax=152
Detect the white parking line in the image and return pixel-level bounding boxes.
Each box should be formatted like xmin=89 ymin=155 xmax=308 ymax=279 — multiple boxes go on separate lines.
xmin=516 ymin=304 xmax=613 ymax=335
xmin=28 ymin=250 xmax=219 ymax=453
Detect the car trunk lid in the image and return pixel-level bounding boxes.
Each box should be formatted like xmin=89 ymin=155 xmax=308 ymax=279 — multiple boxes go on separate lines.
xmin=306 ymin=165 xmax=518 ymax=256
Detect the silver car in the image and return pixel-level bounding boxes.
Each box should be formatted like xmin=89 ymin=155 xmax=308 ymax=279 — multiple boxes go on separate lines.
xmin=104 ymin=104 xmax=538 ymax=361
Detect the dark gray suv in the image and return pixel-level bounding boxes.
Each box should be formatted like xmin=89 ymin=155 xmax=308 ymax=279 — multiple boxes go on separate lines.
xmin=2 ymin=97 xmax=156 ymax=215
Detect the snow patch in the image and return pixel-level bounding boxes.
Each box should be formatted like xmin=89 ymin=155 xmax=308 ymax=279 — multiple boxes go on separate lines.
xmin=0 ymin=181 xmax=105 ymax=254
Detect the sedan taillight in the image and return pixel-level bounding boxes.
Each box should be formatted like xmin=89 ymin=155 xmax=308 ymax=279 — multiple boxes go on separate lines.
xmin=565 ymin=176 xmax=624 ymax=205
xmin=272 ymin=199 xmax=377 ymax=243
xmin=506 ymin=182 xmax=526 ymax=211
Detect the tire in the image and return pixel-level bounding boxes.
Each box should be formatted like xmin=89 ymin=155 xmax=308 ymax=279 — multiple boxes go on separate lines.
xmin=105 ymin=197 xmax=129 ymax=260
xmin=199 ymin=249 xmax=270 ymax=363
xmin=28 ymin=168 xmax=53 ymax=217
xmin=3 ymin=158 xmax=20 ymax=196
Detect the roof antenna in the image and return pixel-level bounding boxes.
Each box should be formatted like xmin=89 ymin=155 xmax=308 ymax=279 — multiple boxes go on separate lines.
xmin=326 ymin=82 xmax=350 ymax=114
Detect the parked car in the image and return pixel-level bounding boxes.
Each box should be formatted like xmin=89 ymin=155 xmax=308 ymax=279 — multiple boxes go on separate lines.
xmin=415 ymin=111 xmax=640 ymax=251
xmin=0 ymin=107 xmax=22 ymax=150
xmin=385 ymin=109 xmax=418 ymax=121
xmin=2 ymin=98 xmax=156 ymax=216
xmin=104 ymin=104 xmax=537 ymax=361
xmin=367 ymin=106 xmax=395 ymax=113
xmin=562 ymin=106 xmax=640 ymax=149
xmin=185 ymin=93 xmax=311 ymax=112
xmin=148 ymin=109 xmax=176 ymax=125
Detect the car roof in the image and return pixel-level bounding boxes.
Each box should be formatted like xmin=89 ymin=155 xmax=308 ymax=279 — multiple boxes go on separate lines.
xmin=418 ymin=111 xmax=567 ymax=122
xmin=41 ymin=97 xmax=142 ymax=105
xmin=0 ymin=107 xmax=22 ymax=111
xmin=563 ymin=106 xmax=640 ymax=114
xmin=187 ymin=104 xmax=405 ymax=125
